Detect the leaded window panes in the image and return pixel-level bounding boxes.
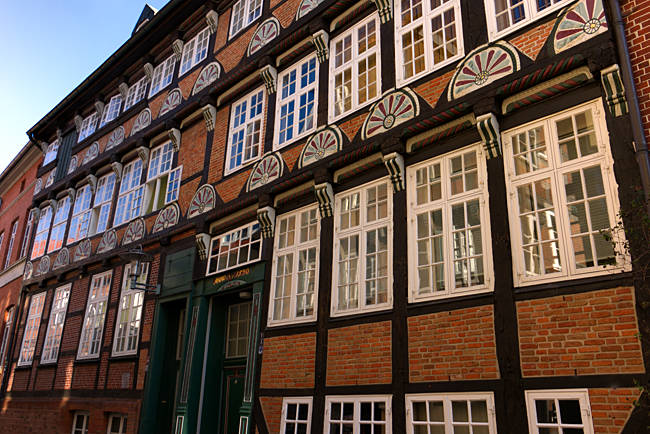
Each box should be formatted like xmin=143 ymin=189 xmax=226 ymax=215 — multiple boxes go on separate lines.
xmin=78 ymin=271 xmax=112 ymax=359
xmin=525 ymin=390 xmax=594 ymax=434
xmin=47 ymin=196 xmax=72 ymax=253
xmin=31 ymin=206 xmax=52 ymax=259
xmin=333 ymin=179 xmax=392 ymax=316
xmin=124 ymin=77 xmax=148 ymax=110
xmin=18 ymin=292 xmax=45 ymax=366
xmin=269 ymin=206 xmax=319 ymax=325
xmin=226 ymin=302 xmax=251 ymax=358
xmin=503 ymin=101 xmax=624 ymax=286
xmin=179 ymin=27 xmax=211 ymax=76
xmin=406 ymin=393 xmax=497 ymax=434
xmin=230 ymin=0 xmax=263 ymax=37
xmin=485 ymin=0 xmax=569 ymax=39
xmin=78 ymin=112 xmax=98 ymax=142
xmin=41 ymin=284 xmax=71 ymax=364
xmin=100 ymin=94 xmax=123 ymax=128
xmin=226 ymin=87 xmax=265 ymax=174
xmin=396 ymin=0 xmax=463 ymax=85
xmin=149 ymin=55 xmax=176 ymax=97
xmin=90 ymin=172 xmax=116 ymax=235
xmin=68 ymin=184 xmax=93 ymax=244
xmin=281 ymin=398 xmax=312 ymax=434
xmin=113 ymin=159 xmax=144 ymax=227
xmin=275 ymin=55 xmax=318 ymax=149
xmin=206 ymin=222 xmax=262 ymax=276
xmin=325 ymin=396 xmax=391 ymax=434
xmin=408 ymin=145 xmax=493 ymax=301
xmin=330 ymin=14 xmax=381 ymax=120
xmin=112 ymin=263 xmax=148 ymax=356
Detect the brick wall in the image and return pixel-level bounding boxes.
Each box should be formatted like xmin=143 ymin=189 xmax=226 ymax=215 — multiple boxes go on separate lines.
xmin=260 ymin=396 xmax=283 ymax=434
xmin=589 ymin=388 xmax=641 ymax=433
xmin=408 ymin=305 xmax=499 ymax=382
xmin=517 ymin=287 xmax=645 ymax=377
xmin=508 ymin=18 xmax=555 ymax=61
xmin=260 ymin=332 xmax=316 ymax=388
xmin=326 ymin=321 xmax=392 ymax=386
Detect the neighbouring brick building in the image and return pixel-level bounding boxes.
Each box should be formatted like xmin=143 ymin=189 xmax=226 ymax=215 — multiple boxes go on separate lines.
xmin=0 ymin=0 xmax=649 ymax=433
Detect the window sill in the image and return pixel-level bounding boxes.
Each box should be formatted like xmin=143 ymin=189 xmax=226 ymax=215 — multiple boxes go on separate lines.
xmin=408 ymin=286 xmax=493 ymax=304
xmin=228 ymin=17 xmax=261 ymax=43
xmin=486 ymin=3 xmax=568 ymax=42
xmin=395 ymin=53 xmax=464 ymax=90
xmin=14 ymin=363 xmax=33 ymax=370
xmin=223 ymin=156 xmax=262 ymax=178
xmin=273 ymin=129 xmax=315 ymax=153
xmin=74 ymin=356 xmax=101 ymax=365
xmin=330 ymin=304 xmax=392 ymax=319
xmin=513 ymin=265 xmax=629 ymax=288
xmin=109 ymin=353 xmax=139 ymax=362
xmin=328 ymin=95 xmax=382 ymax=125
xmin=267 ymin=317 xmax=317 ymax=328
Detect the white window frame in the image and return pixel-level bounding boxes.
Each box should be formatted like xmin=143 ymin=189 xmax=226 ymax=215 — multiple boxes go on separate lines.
xmin=20 ymin=210 xmax=35 ymax=259
xmin=280 ymin=397 xmax=313 ymax=434
xmin=485 ymin=0 xmax=570 ymax=41
xmin=100 ymin=94 xmax=123 ymax=128
xmin=72 ymin=412 xmax=89 ymax=434
xmin=407 ymin=144 xmax=493 ymax=302
xmin=329 ymin=13 xmax=382 ymax=121
xmin=4 ymin=220 xmax=18 ymax=269
xmin=268 ymin=205 xmax=320 ymax=326
xmin=112 ymin=262 xmax=148 ymax=356
xmin=406 ymin=392 xmax=497 ymax=434
xmin=67 ymin=184 xmax=93 ymax=245
xmin=503 ymin=100 xmax=626 ymax=287
xmin=0 ymin=306 xmax=15 ymax=374
xmin=206 ymin=221 xmax=263 ymax=276
xmin=107 ymin=414 xmax=127 ymax=434
xmin=78 ymin=112 xmax=99 ymax=142
xmin=18 ymin=292 xmax=46 ymax=366
xmin=149 ymin=55 xmax=176 ymax=98
xmin=31 ymin=205 xmax=52 ymax=259
xmin=90 ymin=172 xmax=116 ymax=236
xmin=41 ymin=284 xmax=71 ymax=364
xmin=78 ymin=271 xmax=112 ymax=360
xmin=43 ymin=140 xmax=59 ymax=166
xmin=225 ymin=86 xmax=266 ymax=175
xmin=144 ymin=142 xmax=181 ymax=213
xmin=229 ymin=0 xmax=263 ymax=38
xmin=47 ymin=196 xmax=72 ymax=254
xmin=113 ymin=159 xmax=145 ymax=227
xmin=274 ymin=54 xmax=319 ymax=150
xmin=525 ymin=389 xmax=594 ymax=434
xmin=124 ymin=76 xmax=148 ymax=111
xmin=179 ymin=27 xmax=211 ymax=76
xmin=395 ymin=0 xmax=464 ymax=86
xmin=324 ymin=395 xmax=392 ymax=434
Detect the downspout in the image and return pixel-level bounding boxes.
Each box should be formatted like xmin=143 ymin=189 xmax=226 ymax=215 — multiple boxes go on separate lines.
xmin=609 ymin=0 xmax=650 ymax=209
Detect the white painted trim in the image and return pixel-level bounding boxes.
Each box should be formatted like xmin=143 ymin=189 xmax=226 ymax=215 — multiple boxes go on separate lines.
xmin=525 ymin=389 xmax=594 ymax=434
xmin=405 ymin=392 xmax=497 ymax=434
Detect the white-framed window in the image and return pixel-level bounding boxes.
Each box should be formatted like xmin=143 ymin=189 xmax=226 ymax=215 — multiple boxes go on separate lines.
xmin=90 ymin=172 xmax=116 ymax=235
xmin=41 ymin=284 xmax=71 ymax=364
xmin=47 ymin=196 xmax=72 ymax=253
xmin=144 ymin=142 xmax=182 ymax=213
xmin=230 ymin=0 xmax=262 ymax=38
xmin=0 ymin=306 xmax=15 ymax=374
xmin=100 ymin=94 xmax=123 ymax=128
xmin=149 ymin=55 xmax=176 ymax=97
xmin=226 ymin=302 xmax=251 ymax=358
xmin=226 ymin=87 xmax=265 ymax=174
xmin=4 ymin=220 xmax=18 ymax=269
xmin=275 ymin=54 xmax=319 ymax=149
xmin=72 ymin=412 xmax=89 ymax=434
xmin=107 ymin=414 xmax=127 ymax=434
xmin=407 ymin=145 xmax=493 ymax=301
xmin=78 ymin=271 xmax=112 ymax=359
xmin=269 ymin=205 xmax=319 ymax=326
xmin=330 ymin=13 xmax=381 ymax=120
xmin=325 ymin=396 xmax=392 ymax=433
xmin=503 ymin=101 xmax=625 ymax=286
xmin=43 ymin=140 xmax=59 ymax=166
xmin=525 ymin=389 xmax=594 ymax=434
xmin=395 ymin=0 xmax=464 ymax=85
xmin=18 ymin=292 xmax=46 ymax=366
xmin=332 ymin=179 xmax=393 ymax=316
xmin=112 ymin=262 xmax=148 ymax=356
xmin=485 ymin=0 xmax=570 ymax=40
xmin=406 ymin=392 xmax=497 ymax=434
xmin=124 ymin=76 xmax=148 ymax=110
xmin=179 ymin=27 xmax=211 ymax=76
xmin=67 ymin=184 xmax=93 ymax=245
xmin=20 ymin=210 xmax=35 ymax=259
xmin=78 ymin=112 xmax=99 ymax=142
xmin=281 ymin=397 xmax=312 ymax=434
xmin=206 ymin=221 xmax=262 ymax=276
xmin=113 ymin=159 xmax=144 ymax=227
xmin=31 ymin=206 xmax=53 ymax=259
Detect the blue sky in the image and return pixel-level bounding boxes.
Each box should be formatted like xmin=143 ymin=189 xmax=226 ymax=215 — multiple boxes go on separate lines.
xmin=0 ymin=1 xmax=170 ymax=173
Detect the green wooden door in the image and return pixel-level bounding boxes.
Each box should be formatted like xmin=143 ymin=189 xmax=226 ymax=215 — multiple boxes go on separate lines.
xmin=221 ymin=365 xmax=245 ymax=434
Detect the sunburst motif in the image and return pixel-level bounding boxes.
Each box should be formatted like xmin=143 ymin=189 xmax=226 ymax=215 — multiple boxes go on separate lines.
xmin=192 ymin=63 xmax=221 ymax=95
xmin=83 ymin=142 xmax=99 ymax=165
xmin=362 ymin=88 xmax=419 ymax=139
xmin=131 ymin=109 xmax=152 ymax=136
xmin=152 ymin=203 xmax=180 ymax=233
xmin=106 ymin=127 xmax=125 ymax=150
xmin=159 ymin=89 xmax=183 ymax=117
xmin=248 ymin=19 xmax=280 ymax=56
xmin=188 ymin=184 xmax=216 ymax=218
xmin=97 ymin=230 xmax=117 ymax=254
xmin=299 ymin=126 xmax=342 ymax=168
xmin=247 ymin=153 xmax=283 ymax=192
xmin=122 ymin=218 xmax=146 ymax=245
xmin=554 ymin=0 xmax=607 ymax=53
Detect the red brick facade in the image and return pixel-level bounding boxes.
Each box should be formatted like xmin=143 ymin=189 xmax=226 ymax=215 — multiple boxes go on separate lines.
xmin=260 ymin=333 xmax=316 ymax=388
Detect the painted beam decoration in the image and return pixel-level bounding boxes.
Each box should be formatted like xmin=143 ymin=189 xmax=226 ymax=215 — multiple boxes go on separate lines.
xmin=122 ymin=218 xmax=146 ymax=245
xmin=159 ymin=88 xmax=183 ymax=117
xmin=37 ymin=255 xmax=51 ymax=276
xmin=362 ymin=88 xmax=420 ymax=140
xmin=152 ymin=203 xmax=181 ymax=233
xmin=296 ymin=0 xmax=323 ymax=20
xmin=73 ymin=239 xmax=92 ymax=262
xmin=260 ymin=65 xmax=277 ymax=94
xmin=24 ymin=262 xmax=33 ymax=280
xmin=476 ymin=113 xmax=502 ymax=159
xmin=192 ymin=62 xmax=221 ymax=95
xmin=106 ymin=127 xmax=125 ymax=150
xmin=248 ymin=18 xmax=280 ymax=57
xmin=553 ymin=0 xmax=607 ymax=54
xmin=299 ymin=125 xmax=343 ymax=168
xmin=52 ymin=248 xmax=70 ymax=270
xmin=195 ymin=233 xmax=211 ymax=261
xmin=96 ymin=230 xmax=117 ymax=254
xmin=246 ymin=153 xmax=284 ymax=192
xmin=449 ymin=41 xmax=521 ymax=101
xmin=370 ymin=0 xmax=392 ymax=23
xmin=600 ymin=64 xmax=629 ymax=117
xmin=314 ymin=182 xmax=334 ymax=218
xmin=82 ymin=142 xmax=100 ymax=165
xmin=202 ymin=104 xmax=217 ymax=131
xmin=188 ymin=184 xmax=217 ymax=218
xmin=383 ymin=152 xmax=405 ymax=192
xmin=312 ymin=30 xmax=329 ymax=63
xmin=256 ymin=206 xmax=276 ymax=238
xmin=67 ymin=156 xmax=78 ymax=174
xmin=131 ymin=108 xmax=152 ymax=136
